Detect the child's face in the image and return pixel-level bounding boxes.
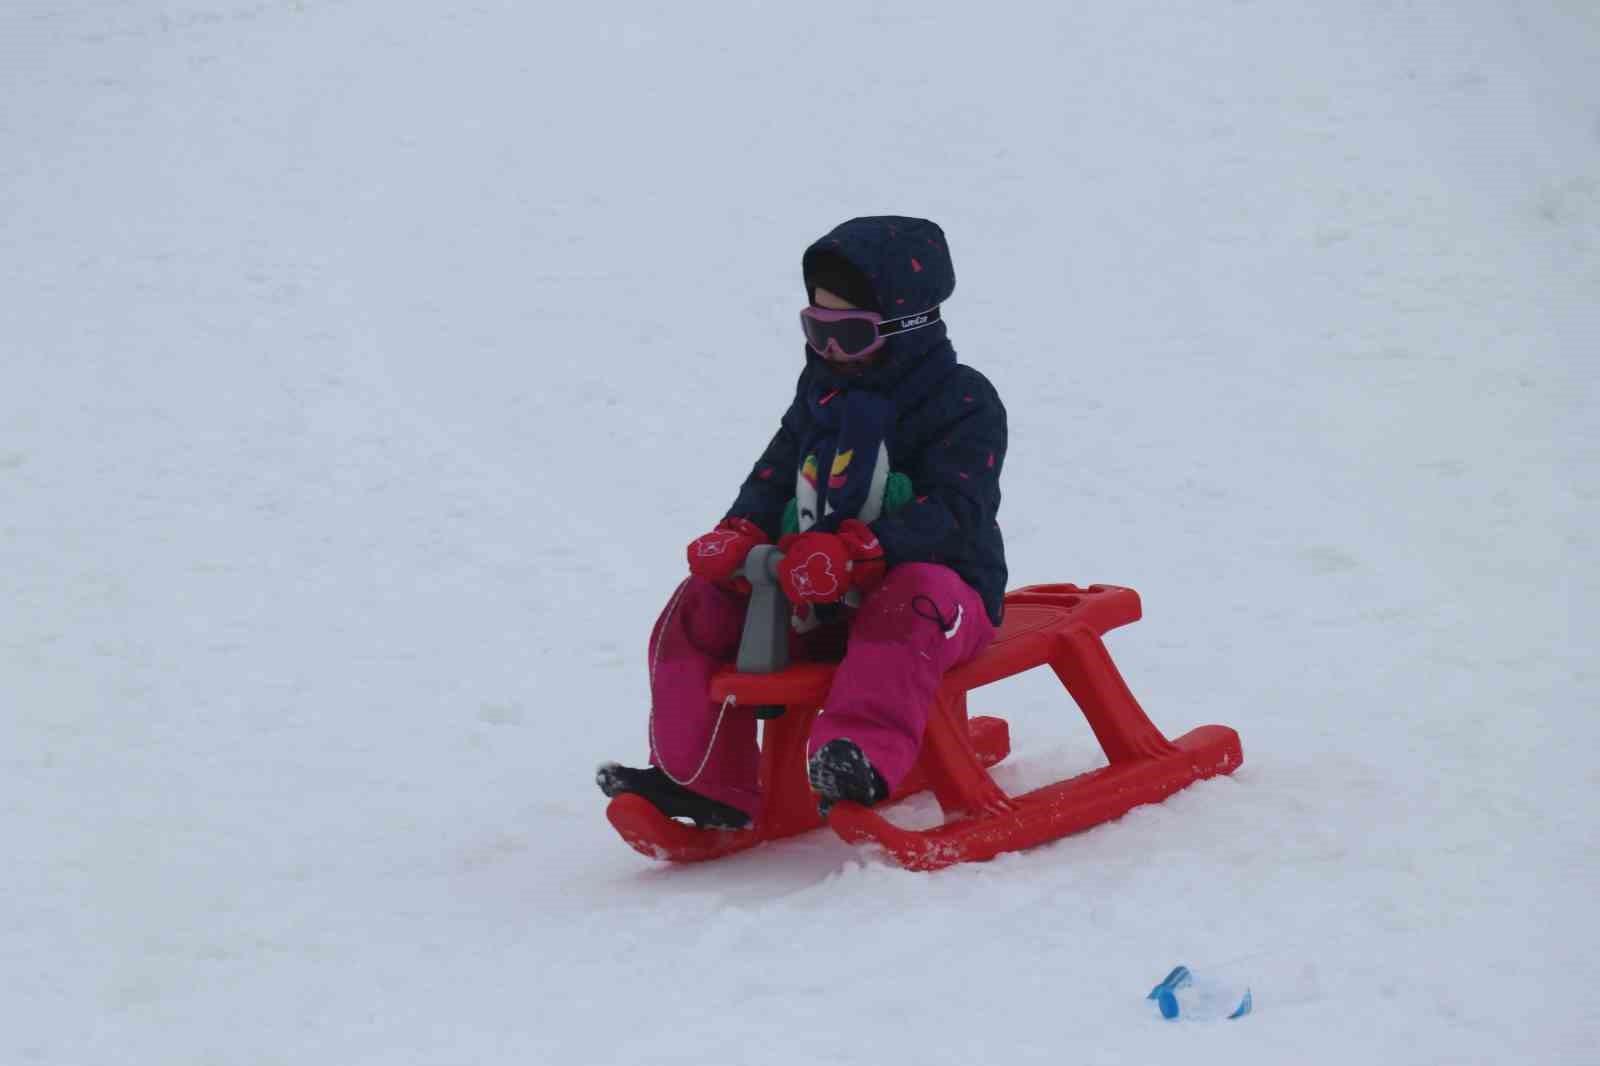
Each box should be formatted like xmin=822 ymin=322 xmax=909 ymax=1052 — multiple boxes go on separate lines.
xmin=811 ymin=287 xmax=884 ymax=375
xmin=812 ymin=286 xmax=856 ymax=311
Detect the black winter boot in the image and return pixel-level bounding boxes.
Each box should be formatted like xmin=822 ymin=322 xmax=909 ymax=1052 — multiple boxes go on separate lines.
xmin=806 ymin=739 xmax=889 ymax=818
xmin=595 ymin=763 xmax=752 ymax=830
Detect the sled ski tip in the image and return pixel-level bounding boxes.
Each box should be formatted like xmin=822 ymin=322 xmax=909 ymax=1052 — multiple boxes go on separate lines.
xmin=605 ymin=794 xmax=760 ymax=864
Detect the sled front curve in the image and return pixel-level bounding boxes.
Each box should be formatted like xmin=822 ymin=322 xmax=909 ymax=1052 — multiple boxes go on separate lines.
xmin=605 ymin=583 xmax=1243 ymax=869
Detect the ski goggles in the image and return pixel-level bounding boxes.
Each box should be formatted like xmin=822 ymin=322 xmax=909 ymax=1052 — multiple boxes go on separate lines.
xmin=800 ymin=304 xmax=942 ymax=362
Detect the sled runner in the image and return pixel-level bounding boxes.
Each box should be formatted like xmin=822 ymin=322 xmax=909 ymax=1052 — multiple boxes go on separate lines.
xmin=607 ymin=556 xmax=1243 ymax=871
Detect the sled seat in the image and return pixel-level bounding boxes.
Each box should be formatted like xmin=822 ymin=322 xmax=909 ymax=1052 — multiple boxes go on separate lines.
xmin=605 ymin=583 xmax=1243 ymax=870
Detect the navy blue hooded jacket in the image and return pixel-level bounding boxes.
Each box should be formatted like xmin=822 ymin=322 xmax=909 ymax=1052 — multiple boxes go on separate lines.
xmin=726 ymin=216 xmax=1008 ymax=625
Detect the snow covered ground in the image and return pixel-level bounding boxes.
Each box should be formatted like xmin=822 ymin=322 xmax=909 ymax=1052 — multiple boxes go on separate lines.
xmin=3 ymin=1 xmax=1597 ymax=1062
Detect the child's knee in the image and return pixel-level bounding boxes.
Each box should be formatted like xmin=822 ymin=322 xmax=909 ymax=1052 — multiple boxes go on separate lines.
xmin=677 ymin=577 xmax=747 ymax=655
xmin=853 ymin=563 xmax=970 ymax=641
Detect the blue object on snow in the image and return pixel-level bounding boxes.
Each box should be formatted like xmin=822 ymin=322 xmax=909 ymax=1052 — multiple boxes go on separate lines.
xmin=1147 ymin=965 xmax=1193 ymax=1020
xmin=1148 ymin=966 xmax=1251 ymax=1021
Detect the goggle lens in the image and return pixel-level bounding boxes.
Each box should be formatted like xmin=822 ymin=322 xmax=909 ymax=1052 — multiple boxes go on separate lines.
xmin=800 ymin=311 xmax=882 ymax=360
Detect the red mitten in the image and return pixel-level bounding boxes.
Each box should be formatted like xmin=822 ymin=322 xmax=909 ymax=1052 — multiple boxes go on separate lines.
xmin=686 ymin=517 xmax=768 ymax=584
xmin=777 ymin=520 xmax=886 ymax=605
xmin=836 ymin=519 xmax=887 ymax=593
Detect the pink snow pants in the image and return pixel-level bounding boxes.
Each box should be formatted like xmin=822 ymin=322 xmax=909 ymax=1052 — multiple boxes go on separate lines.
xmin=646 ymin=563 xmax=996 ymax=820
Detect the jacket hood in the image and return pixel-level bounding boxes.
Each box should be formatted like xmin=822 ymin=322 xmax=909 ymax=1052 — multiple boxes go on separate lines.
xmin=801 ymin=216 xmax=957 ymax=388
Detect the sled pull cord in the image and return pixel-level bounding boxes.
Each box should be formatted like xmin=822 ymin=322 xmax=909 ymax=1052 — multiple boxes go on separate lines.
xmin=650 ymin=692 xmax=738 ymax=789
xmin=646 ymin=579 xmax=740 ymax=788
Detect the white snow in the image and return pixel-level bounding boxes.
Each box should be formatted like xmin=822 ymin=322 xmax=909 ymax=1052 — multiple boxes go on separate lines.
xmin=3 ymin=1 xmax=1597 ymax=1063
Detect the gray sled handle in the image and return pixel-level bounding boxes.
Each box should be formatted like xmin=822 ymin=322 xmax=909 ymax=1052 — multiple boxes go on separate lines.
xmin=737 ymin=545 xmax=789 ymax=677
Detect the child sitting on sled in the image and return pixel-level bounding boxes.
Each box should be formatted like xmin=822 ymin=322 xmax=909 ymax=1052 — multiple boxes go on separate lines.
xmin=598 ymin=215 xmax=1008 ymax=828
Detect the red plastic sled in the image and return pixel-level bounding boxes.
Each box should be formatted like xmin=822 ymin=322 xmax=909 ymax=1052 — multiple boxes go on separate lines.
xmin=607 ymin=583 xmax=1243 ymax=871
